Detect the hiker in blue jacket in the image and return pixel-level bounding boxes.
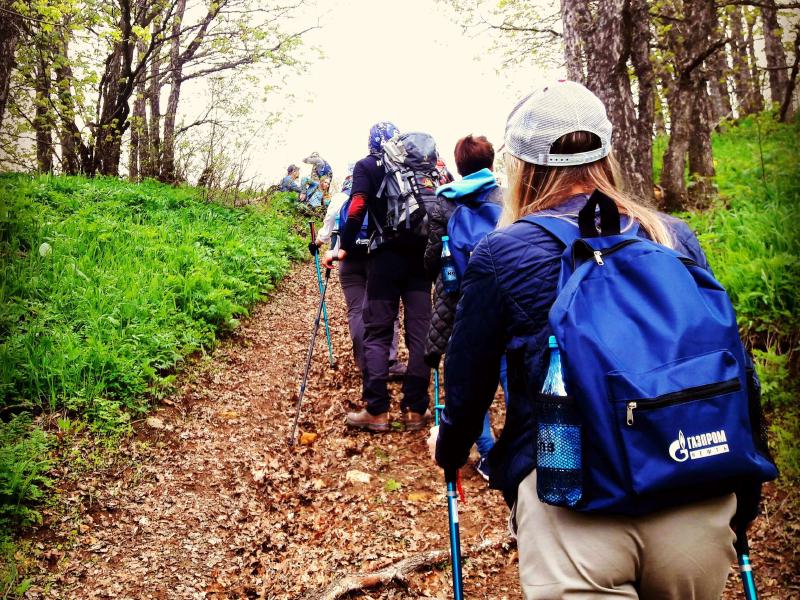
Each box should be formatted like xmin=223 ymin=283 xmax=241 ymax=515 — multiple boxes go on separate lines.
xmin=279 ymin=164 xmax=302 ymax=193
xmin=431 ymin=81 xmax=739 ymax=599
xmin=424 ymin=134 xmax=507 ymax=481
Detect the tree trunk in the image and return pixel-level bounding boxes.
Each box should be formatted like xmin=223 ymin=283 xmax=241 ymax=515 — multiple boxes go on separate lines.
xmin=761 ymin=0 xmax=790 ymax=107
xmin=34 ymin=57 xmax=54 ymax=173
xmin=145 ymin=20 xmax=162 ymax=179
xmin=688 ymin=87 xmax=716 ymax=209
xmin=660 ymin=0 xmax=718 ymax=212
xmin=729 ymin=6 xmax=758 ymax=115
xmin=593 ymin=1 xmax=651 ymax=201
xmin=661 ymin=83 xmax=693 ymax=212
xmin=0 ymin=1 xmax=21 ymax=132
xmin=560 ymin=0 xmax=586 ymax=83
xmin=688 ymin=5 xmax=725 ymax=209
xmin=92 ymin=0 xmax=155 ymax=177
xmin=745 ymin=9 xmax=765 ymax=112
xmin=129 ymin=39 xmax=148 ymax=181
xmin=779 ymin=26 xmax=800 ymax=122
xmin=707 ymin=11 xmax=733 ymax=123
xmin=55 ymin=31 xmax=81 ymax=175
xmin=93 ymin=45 xmax=123 ymax=176
xmin=627 ymin=0 xmax=655 ymax=202
xmin=160 ymin=0 xmax=187 ymax=183
xmin=563 ymin=0 xmax=653 ymax=201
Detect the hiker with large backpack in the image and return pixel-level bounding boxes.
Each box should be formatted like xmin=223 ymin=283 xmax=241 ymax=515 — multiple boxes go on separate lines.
xmin=430 ymin=81 xmax=777 ymax=598
xmin=326 ymin=121 xmax=435 ymax=432
xmin=303 ymin=151 xmax=333 ymax=181
xmin=424 ymin=134 xmax=507 ymax=481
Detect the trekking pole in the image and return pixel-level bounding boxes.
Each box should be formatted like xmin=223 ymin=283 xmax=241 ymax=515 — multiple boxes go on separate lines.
xmin=309 ymin=221 xmax=335 ymax=367
xmin=289 ymin=265 xmax=333 ymax=446
xmin=736 ymin=528 xmax=759 ymax=600
xmin=434 ymin=368 xmax=465 ymax=600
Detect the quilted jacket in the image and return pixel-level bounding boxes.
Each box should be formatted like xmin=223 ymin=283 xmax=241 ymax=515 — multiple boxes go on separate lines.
xmin=435 ymin=194 xmax=711 ymax=507
xmin=424 ymin=185 xmax=504 ymax=366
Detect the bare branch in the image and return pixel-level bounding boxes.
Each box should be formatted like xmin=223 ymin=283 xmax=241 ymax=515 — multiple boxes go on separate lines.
xmin=715 ymin=1 xmax=800 ymax=8
xmin=681 ymin=37 xmax=732 ymax=79
xmin=306 ymin=538 xmax=512 ymax=600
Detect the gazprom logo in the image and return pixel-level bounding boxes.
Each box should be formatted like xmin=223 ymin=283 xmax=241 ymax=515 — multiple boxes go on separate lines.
xmin=669 ymin=429 xmax=729 ymax=463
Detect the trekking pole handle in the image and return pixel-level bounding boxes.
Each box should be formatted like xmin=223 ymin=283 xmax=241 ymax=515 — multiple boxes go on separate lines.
xmin=309 ymin=220 xmax=317 ymax=240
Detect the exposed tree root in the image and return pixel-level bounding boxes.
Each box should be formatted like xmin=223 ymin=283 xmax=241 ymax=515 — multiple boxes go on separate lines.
xmin=310 ymin=537 xmax=511 ymax=600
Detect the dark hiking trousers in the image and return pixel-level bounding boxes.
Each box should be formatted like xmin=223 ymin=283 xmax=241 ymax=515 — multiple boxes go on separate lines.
xmin=363 ymin=245 xmax=432 ymax=415
xmin=338 ymin=254 xmax=399 ymax=372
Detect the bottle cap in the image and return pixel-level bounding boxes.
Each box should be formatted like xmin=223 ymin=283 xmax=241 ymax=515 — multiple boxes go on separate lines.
xmin=548 ymin=335 xmax=558 ymax=348
xmin=442 ymin=235 xmax=449 ymax=241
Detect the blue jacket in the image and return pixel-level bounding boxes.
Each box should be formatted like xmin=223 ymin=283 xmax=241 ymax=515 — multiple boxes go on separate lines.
xmin=435 ymin=194 xmax=711 ymax=507
xmin=279 ymin=175 xmax=302 ymax=193
xmin=435 ymin=167 xmax=497 ymax=199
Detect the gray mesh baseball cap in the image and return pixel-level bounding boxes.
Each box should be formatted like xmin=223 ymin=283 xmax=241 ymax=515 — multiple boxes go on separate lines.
xmin=504 ymin=81 xmax=613 ymax=166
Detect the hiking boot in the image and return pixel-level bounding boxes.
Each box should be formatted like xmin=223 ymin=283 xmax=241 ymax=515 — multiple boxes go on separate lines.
xmin=387 ymin=361 xmax=407 ymax=382
xmin=345 ymin=409 xmax=389 ymax=432
xmin=402 ymin=409 xmax=431 ymax=431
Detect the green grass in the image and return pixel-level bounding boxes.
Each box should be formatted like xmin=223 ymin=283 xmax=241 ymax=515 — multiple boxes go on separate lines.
xmin=680 ymin=113 xmax=800 ymax=480
xmin=0 ymin=174 xmax=305 ymax=542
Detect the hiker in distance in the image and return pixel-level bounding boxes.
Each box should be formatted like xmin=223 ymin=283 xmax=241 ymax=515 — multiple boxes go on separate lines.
xmin=325 ymin=121 xmax=434 ymax=432
xmin=430 ymin=81 xmax=775 ymax=599
xmin=279 ymin=164 xmax=302 ymax=193
xmin=424 ymin=134 xmax=507 ymax=481
xmin=303 ymin=151 xmax=333 ymax=181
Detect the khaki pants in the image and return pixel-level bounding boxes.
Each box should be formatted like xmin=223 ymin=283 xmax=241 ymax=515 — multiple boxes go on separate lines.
xmin=514 ymin=470 xmax=736 ymax=599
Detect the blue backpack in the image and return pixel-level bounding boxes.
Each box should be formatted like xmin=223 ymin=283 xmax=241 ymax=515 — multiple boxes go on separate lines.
xmin=339 ymin=196 xmax=370 ymax=248
xmin=446 ymin=189 xmax=502 ymax=282
xmin=524 ymin=191 xmax=777 ymax=516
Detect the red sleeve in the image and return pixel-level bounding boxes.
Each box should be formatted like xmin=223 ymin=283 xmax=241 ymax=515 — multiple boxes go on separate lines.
xmin=340 ymin=192 xmax=368 ymax=251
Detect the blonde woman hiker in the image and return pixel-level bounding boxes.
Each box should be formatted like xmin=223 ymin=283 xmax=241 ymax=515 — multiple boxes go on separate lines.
xmin=430 ymin=81 xmax=774 ymax=599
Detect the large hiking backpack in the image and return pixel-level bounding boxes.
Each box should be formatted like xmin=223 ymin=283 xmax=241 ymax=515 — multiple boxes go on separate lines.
xmin=339 ymin=195 xmax=370 ymax=249
xmin=317 ymin=161 xmax=333 ymax=178
xmin=375 ymin=132 xmax=440 ymax=243
xmin=524 ymin=190 xmax=777 ymax=516
xmin=446 ymin=189 xmax=502 ymax=282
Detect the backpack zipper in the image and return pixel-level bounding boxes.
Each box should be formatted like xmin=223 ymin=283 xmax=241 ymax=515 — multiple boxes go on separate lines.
xmin=626 ymin=377 xmax=741 ymax=426
xmin=574 ymin=238 xmax=640 ymax=268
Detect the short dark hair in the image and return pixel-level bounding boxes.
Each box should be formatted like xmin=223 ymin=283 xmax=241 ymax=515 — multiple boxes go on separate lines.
xmin=454 ymin=135 xmax=494 ymax=177
xmin=287 ymin=164 xmax=298 ymax=174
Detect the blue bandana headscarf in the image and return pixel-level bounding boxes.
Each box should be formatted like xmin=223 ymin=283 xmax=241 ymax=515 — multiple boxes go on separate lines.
xmin=368 ymin=121 xmax=399 ymax=154
xmin=341 ymin=176 xmax=353 ymax=194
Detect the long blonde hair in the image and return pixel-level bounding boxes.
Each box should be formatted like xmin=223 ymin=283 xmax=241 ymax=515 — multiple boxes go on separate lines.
xmin=499 ymin=131 xmax=673 ymax=248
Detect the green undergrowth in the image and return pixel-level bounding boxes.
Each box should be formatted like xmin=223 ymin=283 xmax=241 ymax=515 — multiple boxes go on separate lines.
xmin=681 ymin=113 xmax=800 ymax=481
xmin=0 ymin=174 xmax=305 ymax=561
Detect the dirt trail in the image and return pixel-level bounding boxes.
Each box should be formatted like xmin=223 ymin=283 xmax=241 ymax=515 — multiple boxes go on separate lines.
xmin=26 ymin=262 xmax=798 ymax=599
xmin=28 ymin=263 xmax=517 ymax=599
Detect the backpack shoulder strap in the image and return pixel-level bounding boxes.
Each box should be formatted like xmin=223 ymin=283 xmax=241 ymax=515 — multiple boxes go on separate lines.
xmin=521 ymin=215 xmax=582 ymax=246
xmin=521 ymin=214 xmax=641 ymax=247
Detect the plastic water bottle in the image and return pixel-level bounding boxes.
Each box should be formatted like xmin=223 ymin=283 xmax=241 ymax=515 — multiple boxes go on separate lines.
xmin=536 ymin=336 xmax=582 ymax=507
xmin=441 ymin=235 xmax=459 ymax=294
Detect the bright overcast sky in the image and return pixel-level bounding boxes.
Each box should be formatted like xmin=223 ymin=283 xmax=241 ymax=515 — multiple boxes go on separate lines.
xmin=229 ymin=0 xmax=562 ymax=184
